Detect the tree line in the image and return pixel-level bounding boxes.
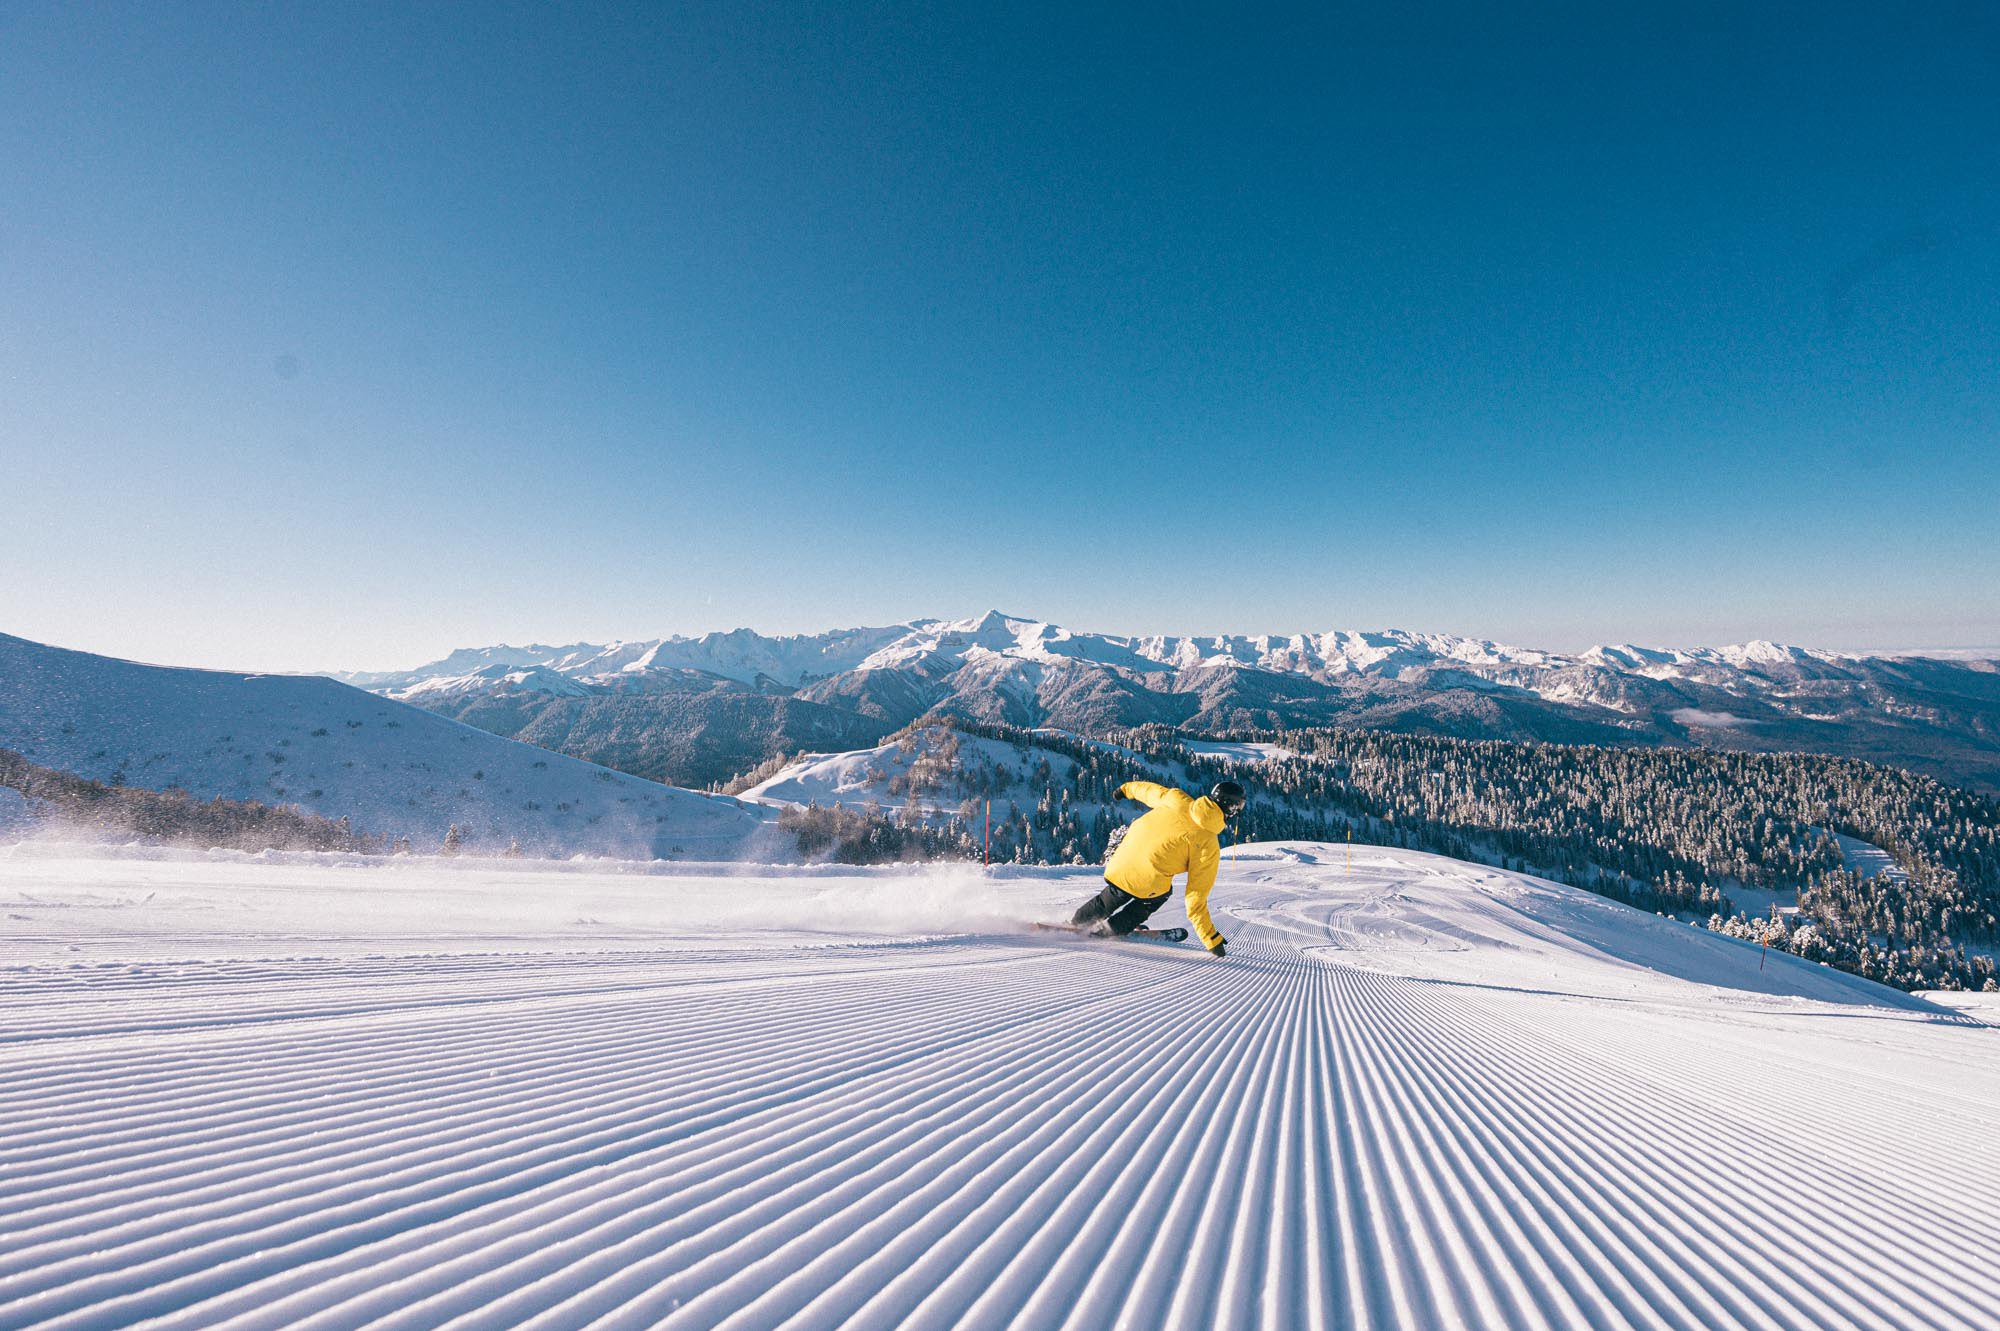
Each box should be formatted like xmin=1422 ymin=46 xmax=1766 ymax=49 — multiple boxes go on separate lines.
xmin=0 ymin=747 xmax=372 ymax=854
xmin=781 ymin=718 xmax=1999 ymax=992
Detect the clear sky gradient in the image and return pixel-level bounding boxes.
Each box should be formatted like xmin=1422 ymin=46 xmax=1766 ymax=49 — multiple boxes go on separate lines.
xmin=3 ymin=2 xmax=1996 ymax=672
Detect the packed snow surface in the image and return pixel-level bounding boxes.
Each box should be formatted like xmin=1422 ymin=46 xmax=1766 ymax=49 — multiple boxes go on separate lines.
xmin=1181 ymin=740 xmax=1299 ymax=764
xmin=4 ymin=842 xmax=1997 ymax=1330
xmin=1820 ymin=830 xmax=1896 ymax=879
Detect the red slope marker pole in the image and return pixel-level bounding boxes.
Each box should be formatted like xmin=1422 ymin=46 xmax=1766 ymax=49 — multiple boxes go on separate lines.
xmin=983 ymin=799 xmax=990 ymax=868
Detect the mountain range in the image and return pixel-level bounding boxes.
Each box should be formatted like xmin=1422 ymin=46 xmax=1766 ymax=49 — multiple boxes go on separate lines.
xmin=333 ymin=612 xmax=2000 ymax=792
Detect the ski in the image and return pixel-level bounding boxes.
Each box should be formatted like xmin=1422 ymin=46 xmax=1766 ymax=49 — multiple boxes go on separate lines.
xmin=1032 ymin=922 xmax=1189 ymax=945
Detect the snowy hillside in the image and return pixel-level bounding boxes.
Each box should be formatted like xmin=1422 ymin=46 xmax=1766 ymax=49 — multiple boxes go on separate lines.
xmin=739 ymin=728 xmax=1106 ymax=818
xmin=0 ymin=633 xmax=773 ymax=858
xmin=1181 ymin=739 xmax=1299 ymax=764
xmin=0 ymin=787 xmax=43 ymax=838
xmin=3 ymin=841 xmax=1995 ymax=1329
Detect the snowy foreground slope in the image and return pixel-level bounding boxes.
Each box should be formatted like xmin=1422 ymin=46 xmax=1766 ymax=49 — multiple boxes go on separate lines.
xmin=3 ymin=845 xmax=1998 ymax=1331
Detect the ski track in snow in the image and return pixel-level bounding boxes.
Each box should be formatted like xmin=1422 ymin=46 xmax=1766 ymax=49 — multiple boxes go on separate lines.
xmin=3 ymin=848 xmax=1998 ymax=1330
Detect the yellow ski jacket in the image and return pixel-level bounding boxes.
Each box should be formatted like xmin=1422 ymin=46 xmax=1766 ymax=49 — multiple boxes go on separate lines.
xmin=1104 ymin=780 xmax=1227 ymax=950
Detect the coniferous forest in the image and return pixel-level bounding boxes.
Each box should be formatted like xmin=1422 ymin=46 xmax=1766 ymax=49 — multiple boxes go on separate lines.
xmin=9 ymin=711 xmax=1997 ymax=991
xmin=776 ymin=718 xmax=2000 ymax=993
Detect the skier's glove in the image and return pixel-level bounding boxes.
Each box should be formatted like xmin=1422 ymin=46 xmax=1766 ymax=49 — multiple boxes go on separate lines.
xmin=1208 ymin=939 xmax=1228 ymax=959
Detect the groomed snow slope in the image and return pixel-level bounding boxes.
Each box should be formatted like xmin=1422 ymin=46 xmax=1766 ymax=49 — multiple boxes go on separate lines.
xmin=3 ymin=843 xmax=1997 ymax=1331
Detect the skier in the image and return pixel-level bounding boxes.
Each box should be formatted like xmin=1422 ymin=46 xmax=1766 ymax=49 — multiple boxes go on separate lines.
xmin=1072 ymin=779 xmax=1244 ymax=956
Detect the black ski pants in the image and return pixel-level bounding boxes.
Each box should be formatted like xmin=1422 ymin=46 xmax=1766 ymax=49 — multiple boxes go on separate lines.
xmin=1071 ymin=880 xmax=1169 ymax=935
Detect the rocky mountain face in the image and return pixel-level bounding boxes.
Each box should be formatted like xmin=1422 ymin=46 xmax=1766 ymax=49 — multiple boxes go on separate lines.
xmin=333 ymin=612 xmax=2000 ymax=792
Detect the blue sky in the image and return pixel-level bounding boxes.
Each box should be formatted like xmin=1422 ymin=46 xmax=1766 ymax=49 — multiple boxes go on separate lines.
xmin=3 ymin=2 xmax=1995 ymax=671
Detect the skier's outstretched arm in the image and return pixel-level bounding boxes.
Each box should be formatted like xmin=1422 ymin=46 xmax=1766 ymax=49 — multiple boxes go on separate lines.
xmin=1183 ymin=840 xmax=1225 ymax=954
xmin=1116 ymin=780 xmax=1173 ymax=808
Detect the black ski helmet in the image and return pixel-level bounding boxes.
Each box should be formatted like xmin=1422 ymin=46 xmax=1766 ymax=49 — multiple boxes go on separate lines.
xmin=1210 ymin=780 xmax=1246 ymax=817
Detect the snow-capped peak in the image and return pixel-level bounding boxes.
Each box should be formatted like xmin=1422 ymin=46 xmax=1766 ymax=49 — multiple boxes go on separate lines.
xmin=1709 ymin=640 xmax=1823 ymax=668
xmin=328 ymin=615 xmax=1925 ymax=709
xmin=1581 ymin=643 xmax=1687 ymax=670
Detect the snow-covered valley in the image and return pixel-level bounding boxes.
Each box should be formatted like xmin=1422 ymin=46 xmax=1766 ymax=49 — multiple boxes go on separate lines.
xmin=4 ymin=843 xmax=1996 ymax=1330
